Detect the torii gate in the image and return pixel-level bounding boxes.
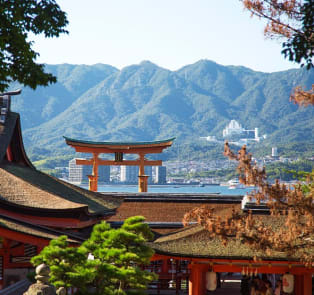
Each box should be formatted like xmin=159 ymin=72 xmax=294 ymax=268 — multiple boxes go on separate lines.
xmin=64 ymin=137 xmax=175 ymax=192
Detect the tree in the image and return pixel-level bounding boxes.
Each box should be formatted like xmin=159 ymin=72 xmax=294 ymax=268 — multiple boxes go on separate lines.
xmin=31 ymin=236 xmax=94 ymax=293
xmin=241 ymin=0 xmax=314 ymax=105
xmin=290 ymin=83 xmax=314 ymax=106
xmin=82 ymin=216 xmax=157 ymax=295
xmin=184 ymin=143 xmax=314 ymax=265
xmin=31 ymin=216 xmax=157 ymax=295
xmin=241 ymin=0 xmax=313 ymax=69
xmin=0 ymin=0 xmax=68 ymax=92
xmin=184 ymin=142 xmax=314 ymax=265
xmin=184 ymin=0 xmax=314 ymax=266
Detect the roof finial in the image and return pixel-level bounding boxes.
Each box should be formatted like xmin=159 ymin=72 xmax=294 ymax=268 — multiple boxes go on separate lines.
xmin=0 ymin=89 xmax=21 ymax=124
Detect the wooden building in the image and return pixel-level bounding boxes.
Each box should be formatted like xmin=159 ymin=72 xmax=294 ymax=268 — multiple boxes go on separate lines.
xmin=0 ymin=91 xmax=122 ymax=287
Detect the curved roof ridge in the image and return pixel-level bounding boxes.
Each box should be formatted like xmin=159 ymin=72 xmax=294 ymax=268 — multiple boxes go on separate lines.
xmin=0 ymin=164 xmax=122 ymax=214
xmin=64 ymin=136 xmax=176 ymax=146
xmin=0 ymin=166 xmax=86 ymax=210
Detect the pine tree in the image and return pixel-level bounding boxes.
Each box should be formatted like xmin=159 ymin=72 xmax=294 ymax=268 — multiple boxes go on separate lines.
xmin=81 ymin=216 xmax=157 ymax=295
xmin=31 ymin=216 xmax=157 ymax=295
xmin=31 ymin=236 xmax=93 ymax=293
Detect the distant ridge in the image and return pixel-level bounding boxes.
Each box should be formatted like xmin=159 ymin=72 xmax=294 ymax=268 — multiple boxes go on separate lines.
xmin=9 ymin=60 xmax=313 ymax=159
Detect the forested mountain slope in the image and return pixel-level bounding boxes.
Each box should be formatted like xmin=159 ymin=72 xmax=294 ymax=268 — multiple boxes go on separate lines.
xmin=9 ymin=60 xmax=313 ymax=159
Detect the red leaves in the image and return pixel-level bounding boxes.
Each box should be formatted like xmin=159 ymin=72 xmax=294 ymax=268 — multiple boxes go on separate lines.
xmin=241 ymin=0 xmax=304 ymax=39
xmin=185 ymin=142 xmax=314 ymax=265
xmin=290 ymin=84 xmax=314 ymax=106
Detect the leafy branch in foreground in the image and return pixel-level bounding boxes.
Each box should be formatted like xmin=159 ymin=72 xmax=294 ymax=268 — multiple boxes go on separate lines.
xmin=290 ymin=84 xmax=314 ymax=106
xmin=0 ymin=0 xmax=69 ymax=92
xmin=241 ymin=0 xmax=313 ymax=69
xmin=241 ymin=0 xmax=314 ymax=106
xmin=184 ymin=142 xmax=314 ymax=266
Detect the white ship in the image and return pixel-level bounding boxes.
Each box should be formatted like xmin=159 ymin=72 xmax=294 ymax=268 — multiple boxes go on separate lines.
xmin=228 ymin=179 xmax=246 ymax=189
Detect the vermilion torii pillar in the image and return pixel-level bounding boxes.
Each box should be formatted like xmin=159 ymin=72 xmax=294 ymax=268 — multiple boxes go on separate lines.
xmin=64 ymin=137 xmax=175 ymax=192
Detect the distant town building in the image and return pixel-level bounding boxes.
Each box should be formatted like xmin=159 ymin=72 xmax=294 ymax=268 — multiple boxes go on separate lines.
xmin=223 ymin=120 xmax=244 ymax=137
xmin=68 ymin=158 xmax=110 ymax=184
xmin=98 ymin=165 xmax=110 ymax=183
xmin=155 ymin=166 xmax=167 ymax=184
xmin=120 ymin=166 xmax=153 ymax=184
xmin=222 ymin=120 xmax=263 ymax=145
xmin=272 ymin=147 xmax=279 ymax=158
xmin=199 ymin=136 xmax=218 ymax=142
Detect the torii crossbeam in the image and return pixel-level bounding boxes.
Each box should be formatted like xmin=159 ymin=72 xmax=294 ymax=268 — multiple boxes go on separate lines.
xmin=64 ymin=137 xmax=175 ymax=192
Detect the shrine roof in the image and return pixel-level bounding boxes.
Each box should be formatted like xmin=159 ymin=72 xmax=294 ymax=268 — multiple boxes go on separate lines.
xmin=107 ymin=194 xmax=242 ymax=223
xmin=64 ymin=136 xmax=175 ymax=149
xmin=150 ymin=215 xmax=311 ymax=261
xmin=0 ymin=163 xmax=122 ymax=214
xmin=0 ymin=112 xmax=33 ymax=166
xmin=0 ymin=214 xmax=84 ymax=244
xmin=0 ymin=103 xmax=122 ymax=219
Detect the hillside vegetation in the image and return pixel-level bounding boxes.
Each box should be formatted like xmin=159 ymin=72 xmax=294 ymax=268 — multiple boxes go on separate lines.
xmin=9 ymin=60 xmax=313 ymax=164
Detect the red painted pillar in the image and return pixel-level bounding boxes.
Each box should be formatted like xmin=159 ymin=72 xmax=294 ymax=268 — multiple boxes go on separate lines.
xmin=161 ymin=259 xmax=169 ymax=274
xmin=295 ymin=275 xmax=303 ymax=295
xmin=303 ymin=274 xmax=312 ymax=295
xmin=6 ymin=146 xmax=13 ymax=162
xmin=188 ymin=263 xmax=208 ymax=295
xmin=159 ymin=259 xmax=169 ymax=290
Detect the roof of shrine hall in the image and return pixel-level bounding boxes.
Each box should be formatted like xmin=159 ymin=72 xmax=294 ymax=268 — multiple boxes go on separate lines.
xmin=0 ymin=90 xmax=123 ymax=220
xmin=150 ymin=215 xmax=314 ymax=261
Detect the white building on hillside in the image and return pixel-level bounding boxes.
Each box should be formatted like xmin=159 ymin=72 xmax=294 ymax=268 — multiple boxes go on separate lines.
xmin=222 ymin=120 xmax=261 ymax=144
xmin=222 ymin=120 xmax=244 ymax=137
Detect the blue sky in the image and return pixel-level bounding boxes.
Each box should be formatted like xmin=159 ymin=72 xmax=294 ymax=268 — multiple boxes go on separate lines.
xmin=31 ymin=0 xmax=298 ymax=73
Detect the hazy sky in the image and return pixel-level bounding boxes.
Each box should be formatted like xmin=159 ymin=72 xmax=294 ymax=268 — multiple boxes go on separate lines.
xmin=31 ymin=0 xmax=298 ymax=72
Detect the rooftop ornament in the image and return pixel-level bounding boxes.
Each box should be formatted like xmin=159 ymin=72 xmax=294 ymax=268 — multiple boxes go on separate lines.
xmin=0 ymin=89 xmax=21 ymax=124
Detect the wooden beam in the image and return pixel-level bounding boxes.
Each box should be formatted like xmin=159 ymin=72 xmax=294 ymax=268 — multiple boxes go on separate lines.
xmin=73 ymin=146 xmax=166 ymax=154
xmin=99 ymin=159 xmax=162 ymax=166
xmin=0 ymin=228 xmax=49 ymax=248
xmin=77 ymin=159 xmax=162 ymax=167
xmin=76 ymin=159 xmax=93 ymax=165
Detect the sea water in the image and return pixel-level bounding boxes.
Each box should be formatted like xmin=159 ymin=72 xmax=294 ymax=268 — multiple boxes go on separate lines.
xmin=82 ymin=184 xmax=255 ymax=195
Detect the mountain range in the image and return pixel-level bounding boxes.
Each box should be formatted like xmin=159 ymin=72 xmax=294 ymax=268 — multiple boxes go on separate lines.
xmin=9 ymin=60 xmax=314 ymax=161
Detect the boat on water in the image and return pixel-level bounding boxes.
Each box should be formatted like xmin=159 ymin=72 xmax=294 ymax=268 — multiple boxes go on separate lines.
xmin=227 ymin=179 xmax=246 ymax=189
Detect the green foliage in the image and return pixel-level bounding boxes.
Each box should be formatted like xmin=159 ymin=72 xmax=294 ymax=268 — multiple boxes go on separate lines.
xmin=252 ymin=142 xmax=314 ymax=159
xmin=282 ymin=0 xmax=314 ymax=69
xmin=31 ymin=236 xmax=93 ymax=292
xmin=31 ymin=217 xmax=157 ymax=295
xmin=265 ymin=160 xmax=314 ymax=181
xmin=0 ymin=0 xmax=68 ymax=92
xmin=7 ymin=61 xmax=313 ymax=161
